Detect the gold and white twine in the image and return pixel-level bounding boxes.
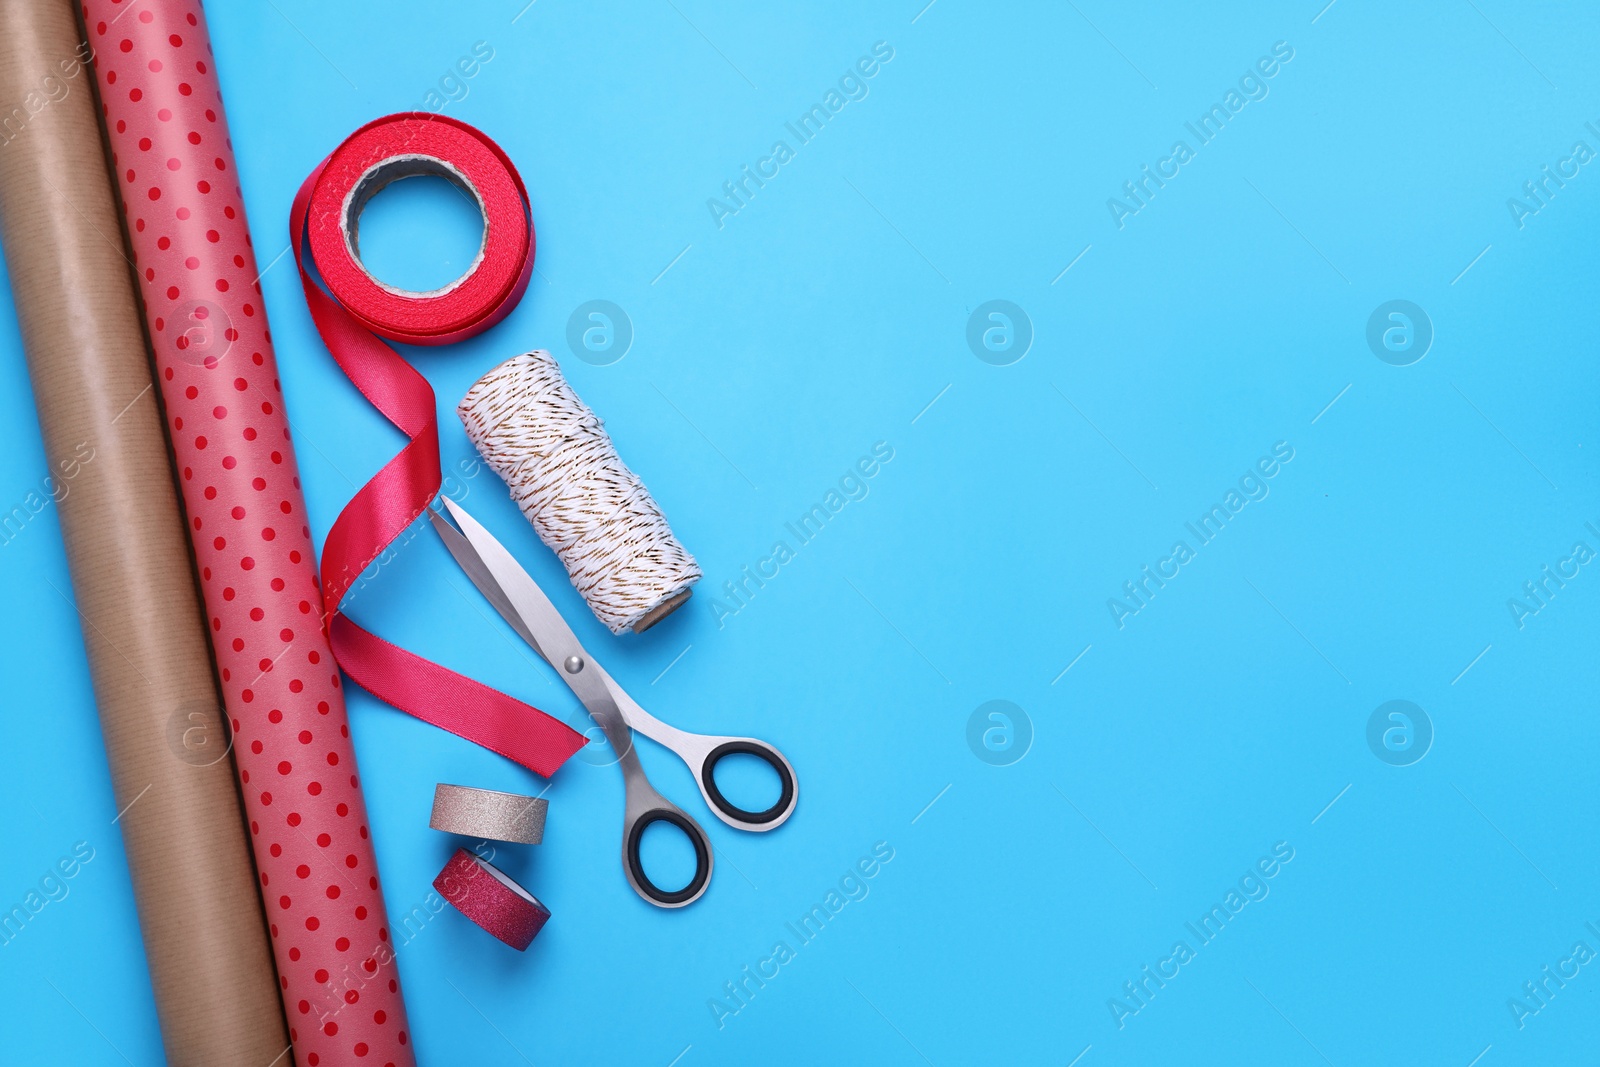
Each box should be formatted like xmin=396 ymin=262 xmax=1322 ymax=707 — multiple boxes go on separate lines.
xmin=457 ymin=351 xmax=701 ymax=634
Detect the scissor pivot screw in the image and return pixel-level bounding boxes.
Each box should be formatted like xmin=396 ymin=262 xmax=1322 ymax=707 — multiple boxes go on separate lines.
xmin=563 ymin=655 xmax=584 ymax=674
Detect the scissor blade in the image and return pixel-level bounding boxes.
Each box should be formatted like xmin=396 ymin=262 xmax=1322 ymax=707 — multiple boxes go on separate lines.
xmin=427 ymin=506 xmax=554 ymax=664
xmin=433 ymin=505 xmax=654 ymax=739
xmin=432 ymin=500 xmax=639 ymax=765
xmin=436 ymin=497 xmax=596 ymax=692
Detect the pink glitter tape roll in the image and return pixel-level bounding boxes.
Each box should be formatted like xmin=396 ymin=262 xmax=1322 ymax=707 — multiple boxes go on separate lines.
xmin=434 ymin=849 xmax=551 ymax=951
xmin=82 ymin=2 xmax=414 ymax=1062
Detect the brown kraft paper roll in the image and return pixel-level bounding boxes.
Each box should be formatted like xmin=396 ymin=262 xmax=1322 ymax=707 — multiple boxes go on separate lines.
xmin=0 ymin=2 xmax=289 ymax=1064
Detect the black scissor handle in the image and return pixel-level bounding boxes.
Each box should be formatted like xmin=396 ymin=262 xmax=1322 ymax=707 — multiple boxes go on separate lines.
xmin=701 ymin=740 xmax=797 ymax=826
xmin=623 ymin=806 xmax=712 ymax=908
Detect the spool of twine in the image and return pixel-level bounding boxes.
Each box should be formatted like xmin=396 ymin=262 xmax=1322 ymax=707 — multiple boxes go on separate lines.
xmin=458 ymin=351 xmax=701 ymax=633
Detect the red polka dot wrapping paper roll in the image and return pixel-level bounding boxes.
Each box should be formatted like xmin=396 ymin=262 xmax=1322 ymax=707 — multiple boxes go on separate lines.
xmin=81 ymin=2 xmax=415 ymax=1063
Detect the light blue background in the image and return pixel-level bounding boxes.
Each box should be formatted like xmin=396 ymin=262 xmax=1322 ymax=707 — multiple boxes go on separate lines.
xmin=2 ymin=1 xmax=1598 ymax=1063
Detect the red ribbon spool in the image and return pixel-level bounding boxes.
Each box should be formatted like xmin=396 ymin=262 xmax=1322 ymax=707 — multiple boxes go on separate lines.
xmin=293 ymin=113 xmax=585 ymax=778
xmin=304 ymin=114 xmax=534 ymax=343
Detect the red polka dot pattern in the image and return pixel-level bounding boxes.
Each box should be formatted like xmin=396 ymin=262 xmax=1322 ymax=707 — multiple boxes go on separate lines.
xmin=83 ymin=3 xmax=413 ymax=1064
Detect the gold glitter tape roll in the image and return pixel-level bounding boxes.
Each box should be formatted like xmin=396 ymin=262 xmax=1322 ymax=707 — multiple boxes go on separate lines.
xmin=430 ymin=783 xmax=547 ymax=844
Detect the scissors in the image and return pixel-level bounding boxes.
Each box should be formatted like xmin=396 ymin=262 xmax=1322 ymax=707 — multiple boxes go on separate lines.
xmin=428 ymin=497 xmax=798 ymax=908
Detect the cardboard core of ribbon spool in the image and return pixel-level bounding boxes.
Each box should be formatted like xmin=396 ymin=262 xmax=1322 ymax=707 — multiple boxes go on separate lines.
xmin=342 ymin=154 xmax=489 ymax=300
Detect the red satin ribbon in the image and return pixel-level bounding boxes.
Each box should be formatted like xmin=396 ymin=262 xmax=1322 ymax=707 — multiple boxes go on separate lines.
xmin=292 ymin=113 xmax=584 ymax=778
